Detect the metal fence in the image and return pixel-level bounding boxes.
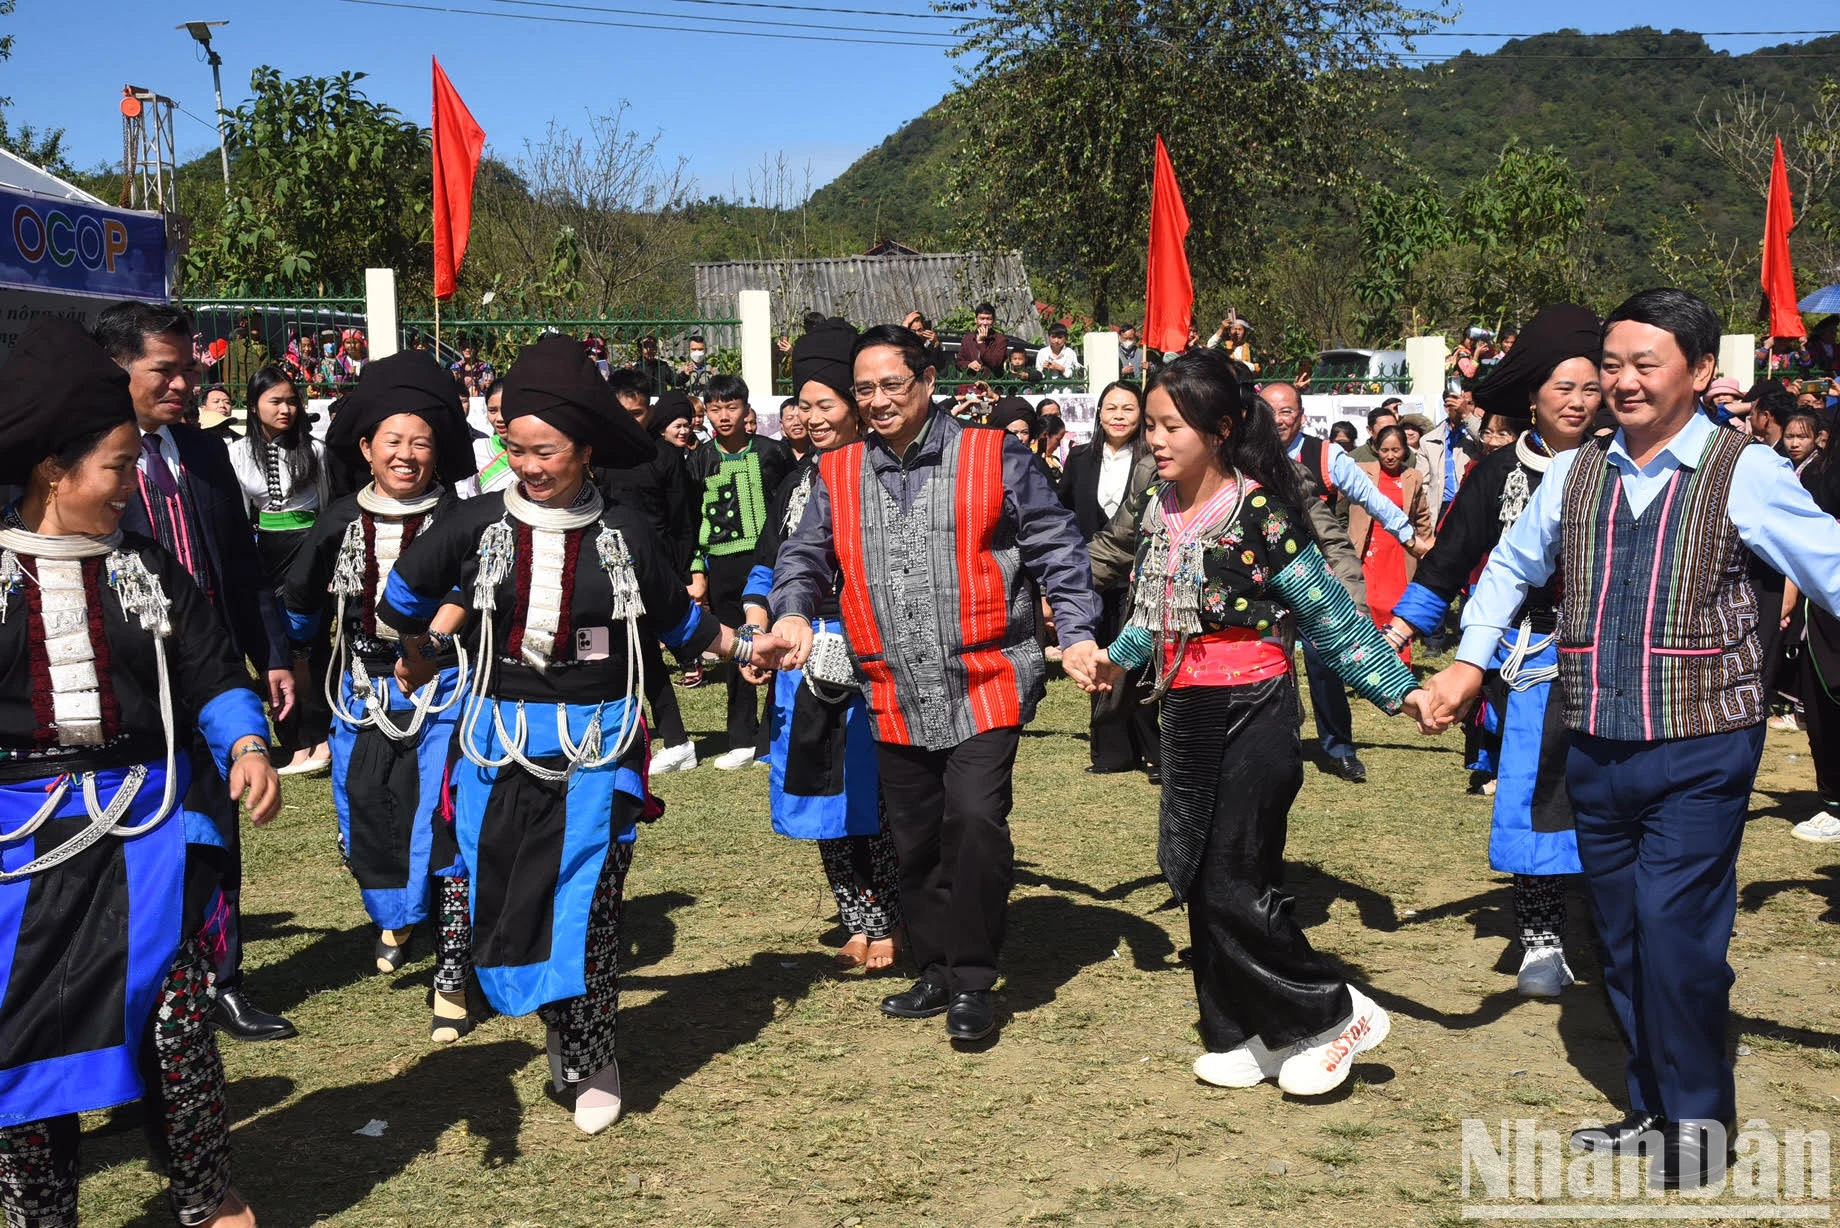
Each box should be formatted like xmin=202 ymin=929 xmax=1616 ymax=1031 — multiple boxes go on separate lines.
xmin=400 ymin=315 xmax=743 ymax=397
xmin=1260 ymin=358 xmax=1412 ymax=396
xmin=181 ymin=291 xmax=369 ymax=403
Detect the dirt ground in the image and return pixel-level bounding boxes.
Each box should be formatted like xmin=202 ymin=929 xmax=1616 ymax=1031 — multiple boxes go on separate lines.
xmin=70 ymin=669 xmax=1840 ymax=1226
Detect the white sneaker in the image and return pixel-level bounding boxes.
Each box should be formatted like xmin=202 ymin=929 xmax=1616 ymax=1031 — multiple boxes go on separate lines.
xmin=1194 ymin=1037 xmax=1287 ymax=1088
xmin=1517 ymin=947 xmax=1575 ymax=998
xmin=712 ymin=747 xmax=758 ymax=771
xmin=1792 ymin=812 xmax=1840 ymax=843
xmin=1276 ymin=987 xmax=1389 ymax=1096
xmin=650 ymin=742 xmax=698 ymax=774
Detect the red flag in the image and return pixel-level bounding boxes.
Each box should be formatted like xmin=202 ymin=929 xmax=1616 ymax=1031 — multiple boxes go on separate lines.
xmin=1144 ymin=134 xmax=1193 ymax=356
xmin=1762 ymin=136 xmax=1803 ymax=339
xmin=432 ymin=58 xmax=485 ymax=302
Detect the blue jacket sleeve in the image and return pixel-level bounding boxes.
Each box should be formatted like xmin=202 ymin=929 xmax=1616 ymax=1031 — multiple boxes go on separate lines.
xmin=1329 ymin=447 xmax=1414 ymax=544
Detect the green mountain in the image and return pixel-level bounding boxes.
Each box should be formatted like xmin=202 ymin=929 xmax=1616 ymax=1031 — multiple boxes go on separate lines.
xmin=807 ymin=28 xmax=1839 ymax=264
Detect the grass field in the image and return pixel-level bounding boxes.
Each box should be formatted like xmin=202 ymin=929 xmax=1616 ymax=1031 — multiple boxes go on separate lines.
xmin=70 ymin=664 xmax=1840 ymax=1226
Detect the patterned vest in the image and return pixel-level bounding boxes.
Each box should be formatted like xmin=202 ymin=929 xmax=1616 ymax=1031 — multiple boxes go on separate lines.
xmin=822 ymin=424 xmax=1044 ymax=749
xmin=1556 ymin=428 xmax=1765 ymax=741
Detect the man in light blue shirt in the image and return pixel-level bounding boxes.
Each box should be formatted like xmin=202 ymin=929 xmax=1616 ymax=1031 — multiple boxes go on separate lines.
xmin=1422 ymin=289 xmax=1840 ymax=1189
xmin=1267 ymin=381 xmax=1429 ymax=783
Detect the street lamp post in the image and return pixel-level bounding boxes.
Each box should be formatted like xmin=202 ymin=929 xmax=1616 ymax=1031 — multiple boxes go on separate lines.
xmin=178 ymin=21 xmax=230 ymax=196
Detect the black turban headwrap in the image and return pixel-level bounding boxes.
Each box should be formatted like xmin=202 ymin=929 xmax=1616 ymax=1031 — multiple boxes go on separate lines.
xmin=500 ymin=334 xmax=656 ymax=468
xmin=1474 ymin=303 xmax=1603 ymax=420
xmin=790 ymin=317 xmax=859 ymax=402
xmin=646 ymin=389 xmax=694 ymax=438
xmin=0 ymin=317 xmax=135 ymax=485
xmin=324 ymin=349 xmax=478 ymax=486
xmin=985 ymin=396 xmax=1039 ymax=438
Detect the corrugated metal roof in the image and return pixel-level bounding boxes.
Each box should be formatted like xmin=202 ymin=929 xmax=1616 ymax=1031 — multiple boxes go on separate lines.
xmin=694 ymin=251 xmax=1042 ymax=342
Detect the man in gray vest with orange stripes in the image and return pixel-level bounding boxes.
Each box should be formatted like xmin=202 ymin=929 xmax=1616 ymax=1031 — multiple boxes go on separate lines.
xmin=770 ymin=323 xmax=1101 ymax=1044
xmin=1425 ymin=289 xmax=1840 ymax=1188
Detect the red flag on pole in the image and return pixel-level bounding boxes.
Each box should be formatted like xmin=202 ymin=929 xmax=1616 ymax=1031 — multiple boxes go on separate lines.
xmin=1761 ymin=136 xmax=1804 ymax=339
xmin=431 ymin=58 xmax=485 ymax=302
xmin=1144 ymin=134 xmax=1193 ymax=357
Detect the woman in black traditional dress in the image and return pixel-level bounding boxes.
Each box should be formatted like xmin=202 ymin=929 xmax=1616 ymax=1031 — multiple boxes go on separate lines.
xmin=741 ymin=320 xmax=903 ymax=971
xmin=379 ymin=336 xmax=786 ymax=1134
xmin=1385 ymin=304 xmax=1602 ymax=996
xmin=0 ymin=319 xmax=278 ymax=1227
xmin=282 ymin=351 xmax=479 ymax=1030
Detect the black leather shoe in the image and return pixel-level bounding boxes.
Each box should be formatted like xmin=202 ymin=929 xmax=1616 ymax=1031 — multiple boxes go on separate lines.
xmin=1144 ymin=764 xmax=1161 ymax=785
xmin=880 ymin=979 xmax=951 ymax=1019
xmin=1570 ymin=1112 xmax=1666 ymax=1155
xmin=945 ymin=991 xmax=995 ymax=1041
xmin=374 ymin=935 xmax=410 ymax=974
xmin=1084 ymin=764 xmax=1135 ymax=775
xmin=1651 ymin=1121 xmax=1736 ymax=1190
xmin=212 ymin=987 xmax=298 ymax=1041
xmin=1324 ymin=755 xmax=1367 ymax=783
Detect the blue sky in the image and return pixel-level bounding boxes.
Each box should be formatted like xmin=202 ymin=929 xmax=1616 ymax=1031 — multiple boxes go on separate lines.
xmin=2 ymin=0 xmax=1833 ymax=200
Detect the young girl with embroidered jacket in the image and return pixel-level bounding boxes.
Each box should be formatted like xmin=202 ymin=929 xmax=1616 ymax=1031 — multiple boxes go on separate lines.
xmin=0 ymin=320 xmax=277 ymax=1228
xmin=282 ymin=351 xmax=479 ymax=1035
xmin=1083 ymin=348 xmax=1435 ymax=1098
xmin=1385 ymin=304 xmax=1602 ymax=998
xmin=742 ymin=320 xmax=903 ymax=973
xmin=379 ymin=336 xmax=786 ymax=1135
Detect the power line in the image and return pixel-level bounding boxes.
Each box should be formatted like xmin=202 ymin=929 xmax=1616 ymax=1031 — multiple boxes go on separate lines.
xmin=490 ymin=0 xmax=961 ymax=22
xmin=335 ymin=0 xmax=960 ymax=45
xmin=337 ymin=0 xmax=1840 ymax=56
xmin=484 ymin=0 xmax=957 ymax=36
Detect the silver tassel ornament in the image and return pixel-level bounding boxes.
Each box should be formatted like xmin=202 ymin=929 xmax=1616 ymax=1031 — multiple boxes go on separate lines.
xmin=0 ymin=549 xmax=20 ymax=623
xmin=330 ymin=519 xmax=366 ymax=598
xmin=474 ymin=518 xmax=516 ymax=611
xmin=106 ymin=551 xmax=173 ymax=637
xmin=596 ymin=527 xmax=646 ymax=620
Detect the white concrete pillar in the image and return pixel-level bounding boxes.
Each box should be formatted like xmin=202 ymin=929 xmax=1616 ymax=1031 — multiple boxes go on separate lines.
xmin=1084 ymin=331 xmax=1120 ymax=395
xmin=1718 ymin=333 xmax=1755 ymax=383
xmin=364 ymin=268 xmax=399 ymax=359
xmin=739 ymin=289 xmax=772 ymax=397
xmin=1405 ymin=335 xmax=1447 ymax=403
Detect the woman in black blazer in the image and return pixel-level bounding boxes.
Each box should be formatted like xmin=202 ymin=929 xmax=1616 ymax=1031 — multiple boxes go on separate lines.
xmin=1059 ymin=381 xmax=1160 ymax=778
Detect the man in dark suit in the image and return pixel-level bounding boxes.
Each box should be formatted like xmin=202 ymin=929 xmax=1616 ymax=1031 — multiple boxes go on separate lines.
xmin=94 ymin=301 xmax=299 ymax=1041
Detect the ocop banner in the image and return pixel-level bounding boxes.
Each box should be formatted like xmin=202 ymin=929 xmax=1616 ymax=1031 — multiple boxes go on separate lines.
xmin=0 ymin=187 xmax=168 ymax=302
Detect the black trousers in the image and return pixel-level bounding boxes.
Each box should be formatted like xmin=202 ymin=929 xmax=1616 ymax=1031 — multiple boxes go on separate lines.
xmin=706 ymin=552 xmax=763 ymax=751
xmin=1164 ymin=682 xmax=1351 ymax=1051
xmin=1800 ymin=642 xmax=1840 ymax=808
xmin=874 ymin=727 xmax=1021 ymax=994
xmin=640 ymin=636 xmax=688 ymax=746
xmin=1089 ymin=588 xmax=1160 ymax=771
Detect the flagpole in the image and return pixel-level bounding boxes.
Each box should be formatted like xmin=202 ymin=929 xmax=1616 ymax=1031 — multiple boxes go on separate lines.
xmin=434 ymin=295 xmax=441 ymax=358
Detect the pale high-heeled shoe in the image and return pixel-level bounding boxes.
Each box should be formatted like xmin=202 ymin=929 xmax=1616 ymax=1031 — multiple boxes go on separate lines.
xmin=573 ymin=1060 xmax=622 ymax=1135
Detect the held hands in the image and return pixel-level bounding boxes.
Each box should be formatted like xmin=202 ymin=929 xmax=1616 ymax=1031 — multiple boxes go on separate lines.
xmin=1062 ymin=641 xmax=1119 ymax=693
xmin=768 ymin=615 xmax=815 ymax=670
xmin=1406 ymin=663 xmax=1485 ymax=735
xmin=741 ymin=631 xmax=791 ymax=671
xmin=228 ymin=739 xmax=281 ymax=826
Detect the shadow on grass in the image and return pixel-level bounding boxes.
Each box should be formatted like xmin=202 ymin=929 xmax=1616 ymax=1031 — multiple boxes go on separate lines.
xmin=623 ymin=890 xmax=693 ymax=973
xmin=619 ymin=950 xmax=835 ymax=1115
xmin=230 ymin=1038 xmax=535 ymax=1228
xmin=90 ymin=1042 xmax=533 ymax=1228
xmin=1003 ymin=892 xmax=1179 ymax=1018
xmin=1745 ymin=786 xmax=1830 ymax=826
xmin=1740 ymin=865 xmax=1840 ymax=922
xmin=1014 ymin=860 xmax=1166 ymax=903
xmin=237 ymin=911 xmax=375 ymax=1017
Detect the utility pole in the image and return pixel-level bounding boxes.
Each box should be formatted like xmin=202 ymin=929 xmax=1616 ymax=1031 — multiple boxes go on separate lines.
xmin=178 ymin=21 xmax=230 ymax=196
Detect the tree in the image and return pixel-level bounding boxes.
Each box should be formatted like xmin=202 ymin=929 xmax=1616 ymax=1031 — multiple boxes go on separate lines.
xmin=1455 ymin=139 xmax=1592 ymax=329
xmin=0 ymin=0 xmax=72 ymax=175
xmin=939 ymin=0 xmax=1445 ymax=323
xmin=1352 ymin=178 xmax=1454 ymax=341
xmin=466 ymin=105 xmax=696 ymax=314
xmin=183 ymin=68 xmax=428 ymax=293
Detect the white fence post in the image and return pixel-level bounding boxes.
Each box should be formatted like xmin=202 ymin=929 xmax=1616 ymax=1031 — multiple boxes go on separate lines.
xmin=1084 ymin=331 xmax=1120 ymax=395
xmin=1718 ymin=333 xmax=1755 ymax=383
xmin=1405 ymin=335 xmax=1447 ymax=402
xmin=364 ymin=268 xmax=399 ymax=359
xmin=739 ymin=289 xmax=772 ymax=397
